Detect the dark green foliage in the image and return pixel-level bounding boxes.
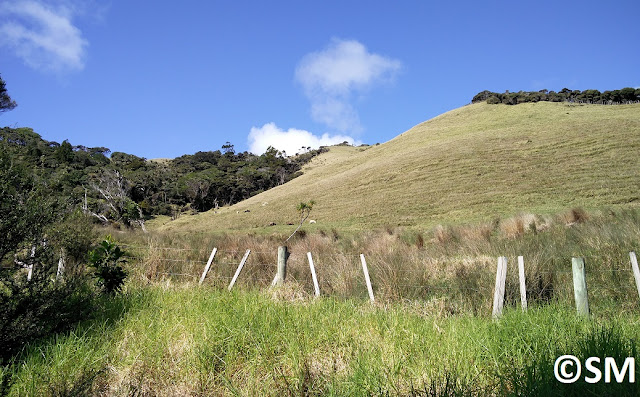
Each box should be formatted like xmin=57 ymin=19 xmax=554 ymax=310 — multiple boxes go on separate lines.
xmin=0 ymin=74 xmax=17 ymax=113
xmin=0 ymin=145 xmax=58 ymax=263
xmin=0 ymin=126 xmax=327 ymax=226
xmin=0 ymin=143 xmax=96 ymax=368
xmin=46 ymin=210 xmax=97 ymax=267
xmin=472 ymin=90 xmax=494 ymax=103
xmin=0 ymin=271 xmax=95 ymax=365
xmin=88 ymin=237 xmax=128 ymax=294
xmin=472 ymin=87 xmax=640 ymax=105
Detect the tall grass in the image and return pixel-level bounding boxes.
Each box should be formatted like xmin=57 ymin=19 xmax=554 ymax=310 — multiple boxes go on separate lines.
xmin=3 ymin=286 xmax=639 ymax=396
xmin=108 ymin=207 xmax=640 ymax=317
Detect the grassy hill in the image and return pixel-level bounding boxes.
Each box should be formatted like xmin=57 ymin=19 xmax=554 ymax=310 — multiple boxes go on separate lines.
xmin=157 ymin=102 xmax=640 ymax=233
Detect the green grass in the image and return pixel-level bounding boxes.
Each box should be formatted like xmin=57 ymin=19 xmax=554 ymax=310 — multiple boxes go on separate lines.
xmin=3 ymin=286 xmax=639 ymax=396
xmin=111 ymin=207 xmax=640 ymax=317
xmin=156 ymin=102 xmax=640 ymax=234
xmin=6 ymin=103 xmax=640 ymax=395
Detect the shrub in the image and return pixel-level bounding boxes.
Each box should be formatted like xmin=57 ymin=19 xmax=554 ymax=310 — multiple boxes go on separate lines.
xmin=46 ymin=210 xmax=97 ymax=268
xmin=89 ymin=237 xmax=128 ymax=295
xmin=0 ymin=270 xmax=94 ymax=365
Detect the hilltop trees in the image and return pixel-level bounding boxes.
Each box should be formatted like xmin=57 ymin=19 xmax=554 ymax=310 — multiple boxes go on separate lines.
xmin=0 ymin=75 xmax=323 ymax=229
xmin=0 ymin=126 xmax=327 ymax=228
xmin=472 ymin=87 xmax=640 ymax=105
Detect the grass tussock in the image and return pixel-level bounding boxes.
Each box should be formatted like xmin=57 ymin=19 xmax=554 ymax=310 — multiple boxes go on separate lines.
xmin=106 ymin=207 xmax=640 ymax=317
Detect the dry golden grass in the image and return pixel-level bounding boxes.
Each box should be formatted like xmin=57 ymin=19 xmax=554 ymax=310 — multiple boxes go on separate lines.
xmin=116 ymin=206 xmax=640 ymax=314
xmin=157 ymin=102 xmax=640 ymax=234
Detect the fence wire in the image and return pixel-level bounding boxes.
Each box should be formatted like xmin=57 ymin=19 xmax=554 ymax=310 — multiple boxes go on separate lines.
xmin=117 ymin=242 xmax=640 ymax=309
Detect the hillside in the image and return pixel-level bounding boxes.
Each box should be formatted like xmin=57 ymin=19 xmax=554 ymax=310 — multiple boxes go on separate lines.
xmin=159 ymin=102 xmax=640 ymax=233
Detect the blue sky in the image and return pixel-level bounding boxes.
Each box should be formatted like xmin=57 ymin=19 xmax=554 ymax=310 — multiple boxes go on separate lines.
xmin=1 ymin=1 xmax=638 ymax=159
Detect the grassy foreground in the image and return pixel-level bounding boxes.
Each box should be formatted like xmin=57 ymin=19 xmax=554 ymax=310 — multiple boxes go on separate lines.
xmin=117 ymin=207 xmax=640 ymax=318
xmin=2 ymin=285 xmax=639 ymax=396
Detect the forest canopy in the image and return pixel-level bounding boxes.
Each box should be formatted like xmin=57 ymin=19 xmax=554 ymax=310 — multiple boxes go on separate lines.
xmin=472 ymin=87 xmax=640 ymax=105
xmin=0 ymin=127 xmax=326 ymax=228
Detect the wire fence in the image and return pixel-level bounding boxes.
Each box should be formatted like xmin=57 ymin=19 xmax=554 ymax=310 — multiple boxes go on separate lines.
xmin=115 ymin=242 xmax=640 ymax=315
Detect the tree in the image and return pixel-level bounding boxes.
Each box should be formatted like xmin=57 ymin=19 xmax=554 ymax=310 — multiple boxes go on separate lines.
xmin=88 ymin=169 xmax=147 ymax=231
xmin=222 ymin=142 xmax=235 ymax=156
xmin=0 ymin=75 xmax=17 ymax=113
xmin=0 ymin=147 xmax=56 ymax=262
xmin=620 ymin=87 xmax=637 ymax=102
xmin=471 ymin=90 xmax=494 ymax=103
xmin=88 ymin=237 xmax=127 ymax=294
xmin=285 ymin=200 xmax=315 ymax=242
xmin=54 ymin=140 xmax=74 ymax=164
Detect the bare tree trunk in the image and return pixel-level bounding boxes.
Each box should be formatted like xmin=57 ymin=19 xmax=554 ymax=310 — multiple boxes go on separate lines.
xmin=285 ymin=212 xmax=311 ymax=242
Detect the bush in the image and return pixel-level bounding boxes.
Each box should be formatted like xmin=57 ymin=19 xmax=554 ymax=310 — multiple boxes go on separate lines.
xmin=0 ymin=271 xmax=94 ymax=365
xmin=89 ymin=237 xmax=128 ymax=295
xmin=46 ymin=210 xmax=97 ymax=268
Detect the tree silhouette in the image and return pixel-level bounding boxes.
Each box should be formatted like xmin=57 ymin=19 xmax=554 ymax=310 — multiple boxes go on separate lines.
xmin=0 ymin=75 xmax=17 ymax=113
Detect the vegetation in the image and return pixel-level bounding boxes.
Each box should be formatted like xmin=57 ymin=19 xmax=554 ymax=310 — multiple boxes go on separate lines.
xmin=1 ymin=286 xmax=638 ymax=396
xmin=3 ymin=71 xmax=640 ymax=394
xmin=472 ymin=87 xmax=640 ymax=105
xmin=285 ymin=200 xmax=316 ymax=242
xmin=0 ymin=75 xmax=17 ymax=113
xmin=110 ymin=207 xmax=640 ymax=317
xmin=4 ymin=206 xmax=640 ymax=394
xmin=88 ymin=237 xmax=128 ymax=295
xmin=0 ymin=127 xmax=326 ymax=229
xmin=0 ymin=82 xmax=126 ymax=380
xmin=158 ymin=101 xmax=640 ymax=233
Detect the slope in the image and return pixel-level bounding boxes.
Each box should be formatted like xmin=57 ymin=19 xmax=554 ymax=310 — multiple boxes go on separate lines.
xmin=159 ymin=102 xmax=640 ymax=233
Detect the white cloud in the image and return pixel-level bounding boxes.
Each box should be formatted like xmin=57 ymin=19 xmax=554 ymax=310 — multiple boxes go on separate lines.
xmin=295 ymin=38 xmax=401 ymax=133
xmin=310 ymin=97 xmax=360 ymax=133
xmin=0 ymin=0 xmax=88 ymax=72
xmin=248 ymin=122 xmax=360 ymax=155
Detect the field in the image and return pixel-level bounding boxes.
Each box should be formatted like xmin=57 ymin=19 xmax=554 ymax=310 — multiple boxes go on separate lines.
xmin=4 ymin=102 xmax=640 ymax=396
xmin=4 ymin=286 xmax=640 ymax=396
xmin=157 ymin=102 xmax=640 ymax=233
xmin=4 ymin=207 xmax=640 ymax=395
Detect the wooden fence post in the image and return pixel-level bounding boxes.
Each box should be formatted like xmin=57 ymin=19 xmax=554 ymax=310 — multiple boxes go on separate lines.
xmin=27 ymin=264 xmax=34 ymax=281
xmin=518 ymin=256 xmax=527 ymax=311
xmin=307 ymin=252 xmax=320 ymax=298
xmin=629 ymin=252 xmax=640 ymax=301
xmin=199 ymin=247 xmax=217 ymax=285
xmin=360 ymin=254 xmax=375 ymax=303
xmin=492 ymin=256 xmax=507 ymax=318
xmin=572 ymin=257 xmax=589 ymax=316
xmin=27 ymin=245 xmax=35 ymax=281
xmin=272 ymin=246 xmax=288 ymax=286
xmin=56 ymin=253 xmax=65 ymax=281
xmin=228 ymin=249 xmax=251 ymax=291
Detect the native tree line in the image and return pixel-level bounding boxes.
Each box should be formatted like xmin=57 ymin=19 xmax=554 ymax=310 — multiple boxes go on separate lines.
xmin=472 ymin=87 xmax=640 ymax=105
xmin=0 ymin=127 xmax=324 ymax=230
xmin=0 ymin=74 xmax=324 ymax=368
